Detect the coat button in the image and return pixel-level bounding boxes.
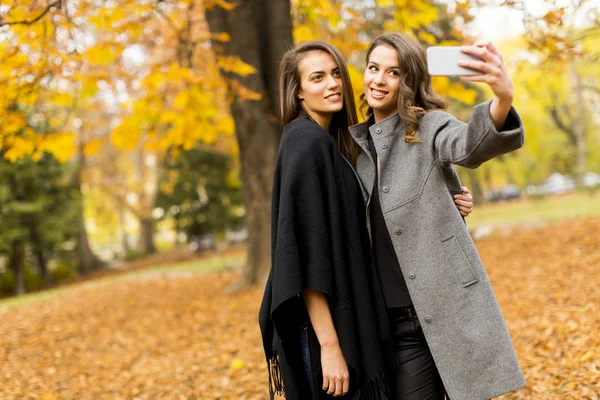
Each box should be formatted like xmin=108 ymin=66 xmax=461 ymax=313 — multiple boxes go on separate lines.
xmin=424 ymin=317 xmax=432 ymax=323
xmin=375 ymin=128 xmax=382 ymax=134
xmin=381 ymin=143 xmax=388 ymax=149
xmin=408 ymin=273 xmax=415 ymax=279
xmin=394 ymin=228 xmax=402 ymax=235
xmin=382 ymin=186 xmax=389 ymax=193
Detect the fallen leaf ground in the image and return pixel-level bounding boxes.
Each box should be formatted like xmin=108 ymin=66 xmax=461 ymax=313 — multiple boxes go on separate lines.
xmin=0 ymin=218 xmax=598 ymax=400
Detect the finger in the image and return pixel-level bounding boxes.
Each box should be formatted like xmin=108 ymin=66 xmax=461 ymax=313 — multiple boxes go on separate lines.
xmin=460 ymin=45 xmax=500 ymax=65
xmin=473 ymin=40 xmax=491 ymax=48
xmin=460 ymin=210 xmax=469 ymax=217
xmin=454 ymin=199 xmax=472 ymax=207
xmin=454 ymin=193 xmax=472 ymax=201
xmin=322 ymin=377 xmax=329 ymax=392
xmin=458 ymin=203 xmax=473 ymax=211
xmin=480 ymin=41 xmax=500 ymax=56
xmin=457 ymin=60 xmax=495 ymax=75
xmin=461 ymin=75 xmax=493 ymax=84
xmin=334 ymin=378 xmax=343 ymax=396
xmin=458 ymin=206 xmax=472 ymax=214
xmin=327 ymin=380 xmax=336 ymax=395
xmin=462 ymin=186 xmax=470 ymax=194
xmin=342 ymin=376 xmax=350 ymax=395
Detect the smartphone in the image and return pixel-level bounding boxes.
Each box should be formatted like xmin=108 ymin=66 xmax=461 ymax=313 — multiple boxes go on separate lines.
xmin=426 ymin=46 xmax=484 ymax=76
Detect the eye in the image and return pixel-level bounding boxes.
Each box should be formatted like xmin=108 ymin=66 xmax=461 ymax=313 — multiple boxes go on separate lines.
xmin=311 ymin=74 xmax=323 ymax=81
xmin=368 ymin=65 xmax=378 ymax=71
xmin=333 ymin=70 xmax=341 ymax=77
xmin=388 ymin=70 xmax=400 ymax=76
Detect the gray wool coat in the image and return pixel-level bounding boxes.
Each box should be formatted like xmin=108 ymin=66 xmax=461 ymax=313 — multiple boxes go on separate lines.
xmin=348 ymin=100 xmax=526 ymax=400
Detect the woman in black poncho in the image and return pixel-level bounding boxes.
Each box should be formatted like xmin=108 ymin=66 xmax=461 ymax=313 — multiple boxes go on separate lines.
xmin=258 ymin=41 xmax=472 ymax=400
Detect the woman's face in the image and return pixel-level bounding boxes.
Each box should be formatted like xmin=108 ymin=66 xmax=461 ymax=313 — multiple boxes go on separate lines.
xmin=297 ymin=51 xmax=344 ymax=123
xmin=363 ymin=44 xmax=401 ymax=122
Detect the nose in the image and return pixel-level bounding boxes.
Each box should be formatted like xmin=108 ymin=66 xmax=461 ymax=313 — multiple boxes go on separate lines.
xmin=326 ymin=74 xmax=339 ymax=89
xmin=373 ymin=70 xmax=385 ymax=86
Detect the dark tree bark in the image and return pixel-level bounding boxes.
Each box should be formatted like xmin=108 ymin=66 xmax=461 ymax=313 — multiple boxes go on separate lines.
xmin=140 ymin=218 xmax=156 ymax=254
xmin=465 ymin=169 xmax=485 ymax=205
xmin=34 ymin=247 xmax=52 ymax=288
xmin=205 ymin=0 xmax=293 ymax=291
xmin=74 ymin=149 xmax=103 ymax=275
xmin=9 ymin=241 xmax=26 ymax=296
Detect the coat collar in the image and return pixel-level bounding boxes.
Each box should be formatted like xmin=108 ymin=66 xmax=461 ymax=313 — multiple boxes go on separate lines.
xmin=349 ymin=113 xmax=405 ymax=143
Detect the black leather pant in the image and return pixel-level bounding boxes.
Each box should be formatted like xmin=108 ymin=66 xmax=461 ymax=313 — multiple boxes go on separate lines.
xmin=388 ymin=307 xmax=447 ymax=400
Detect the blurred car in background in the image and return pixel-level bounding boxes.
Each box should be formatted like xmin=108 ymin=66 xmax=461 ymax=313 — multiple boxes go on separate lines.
xmin=226 ymin=228 xmax=248 ymax=245
xmin=582 ymin=172 xmax=600 ymax=188
xmin=536 ymin=173 xmax=576 ymax=195
xmin=488 ymin=184 xmax=522 ymax=203
xmin=190 ymin=233 xmax=216 ymax=254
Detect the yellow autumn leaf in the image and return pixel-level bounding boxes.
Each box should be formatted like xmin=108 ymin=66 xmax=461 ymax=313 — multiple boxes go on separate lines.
xmin=211 ymin=32 xmax=231 ymax=42
xmin=111 ymin=120 xmax=141 ymax=151
xmin=4 ymin=136 xmax=35 ymax=162
xmin=173 ymin=91 xmax=189 ymax=109
xmin=294 ymin=25 xmax=320 ymax=43
xmin=83 ymin=139 xmax=103 ymax=156
xmin=217 ymin=56 xmax=257 ymax=77
xmin=38 ymin=133 xmax=77 ymax=163
xmin=580 ymin=351 xmax=594 ymax=363
xmin=52 ymin=93 xmax=73 ymax=107
xmin=3 ymin=112 xmax=28 ymax=134
xmin=215 ymin=117 xmax=235 ymax=135
xmin=229 ymin=79 xmax=261 ymax=102
xmin=230 ymin=359 xmax=245 ymax=369
xmin=85 ymin=45 xmax=118 ymax=66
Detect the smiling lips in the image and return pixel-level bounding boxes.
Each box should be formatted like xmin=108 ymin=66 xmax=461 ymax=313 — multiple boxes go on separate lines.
xmin=325 ymin=92 xmax=341 ymax=101
xmin=370 ymin=87 xmax=388 ymax=99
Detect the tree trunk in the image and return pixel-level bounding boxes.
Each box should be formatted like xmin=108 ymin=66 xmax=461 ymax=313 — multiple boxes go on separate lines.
xmin=10 ymin=241 xmax=26 ymax=296
xmin=569 ymin=57 xmax=587 ymax=186
xmin=205 ymin=0 xmax=293 ymax=291
xmin=140 ymin=217 xmax=156 ymax=254
xmin=76 ymin=215 xmax=101 ymax=274
xmin=74 ymin=148 xmax=102 ymax=275
xmin=465 ymin=169 xmax=485 ymax=205
xmin=35 ymin=248 xmax=52 ymax=288
xmin=117 ymin=204 xmax=130 ymax=256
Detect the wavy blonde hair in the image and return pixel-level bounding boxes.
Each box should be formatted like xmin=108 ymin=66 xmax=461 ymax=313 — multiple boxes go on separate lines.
xmin=360 ymin=33 xmax=447 ymax=142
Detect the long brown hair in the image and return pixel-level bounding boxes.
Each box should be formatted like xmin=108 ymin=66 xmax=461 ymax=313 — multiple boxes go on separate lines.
xmin=360 ymin=33 xmax=447 ymax=142
xmin=279 ymin=40 xmax=359 ymax=165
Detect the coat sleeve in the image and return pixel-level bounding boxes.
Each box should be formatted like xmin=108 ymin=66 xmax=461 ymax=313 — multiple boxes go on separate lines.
xmin=427 ymin=100 xmax=524 ymax=168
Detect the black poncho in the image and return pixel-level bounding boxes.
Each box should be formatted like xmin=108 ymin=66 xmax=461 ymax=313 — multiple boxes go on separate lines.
xmin=258 ymin=118 xmax=392 ymax=400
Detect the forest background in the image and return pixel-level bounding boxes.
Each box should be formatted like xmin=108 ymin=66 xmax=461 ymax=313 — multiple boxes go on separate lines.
xmin=0 ymin=1 xmax=599 ymax=399
xmin=1 ymin=0 xmax=598 ymax=294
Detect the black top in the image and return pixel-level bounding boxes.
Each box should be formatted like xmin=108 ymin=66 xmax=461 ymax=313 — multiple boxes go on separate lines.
xmin=367 ymin=134 xmax=413 ymax=308
xmin=259 ymin=118 xmax=393 ymax=400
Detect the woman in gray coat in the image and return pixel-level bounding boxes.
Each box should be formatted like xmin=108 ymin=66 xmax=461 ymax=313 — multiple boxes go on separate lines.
xmin=349 ymin=33 xmax=526 ymax=400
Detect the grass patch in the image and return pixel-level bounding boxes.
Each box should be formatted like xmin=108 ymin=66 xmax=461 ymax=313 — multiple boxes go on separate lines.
xmin=0 ymin=252 xmax=246 ymax=310
xmin=467 ymin=191 xmax=600 ymax=229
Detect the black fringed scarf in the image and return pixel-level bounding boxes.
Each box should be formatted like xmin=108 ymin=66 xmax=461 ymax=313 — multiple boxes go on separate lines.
xmin=259 ymin=119 xmax=393 ymax=400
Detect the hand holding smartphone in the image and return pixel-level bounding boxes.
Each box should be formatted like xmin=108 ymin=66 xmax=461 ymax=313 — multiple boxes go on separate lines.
xmin=427 ymin=46 xmax=484 ymax=76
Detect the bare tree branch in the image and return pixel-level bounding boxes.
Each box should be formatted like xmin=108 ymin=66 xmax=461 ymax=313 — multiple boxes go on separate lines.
xmin=0 ymin=0 xmax=62 ymax=27
xmin=547 ymin=104 xmax=577 ymax=146
xmin=582 ymin=85 xmax=600 ymax=94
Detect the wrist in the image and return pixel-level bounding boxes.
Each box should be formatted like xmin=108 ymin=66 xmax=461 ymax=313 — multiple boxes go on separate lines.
xmin=319 ymin=338 xmax=340 ymax=349
xmin=494 ymin=94 xmax=513 ymax=109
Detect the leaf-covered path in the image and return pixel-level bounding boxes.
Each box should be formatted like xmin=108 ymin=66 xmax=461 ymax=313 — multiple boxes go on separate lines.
xmin=1 ymin=218 xmax=599 ymax=399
